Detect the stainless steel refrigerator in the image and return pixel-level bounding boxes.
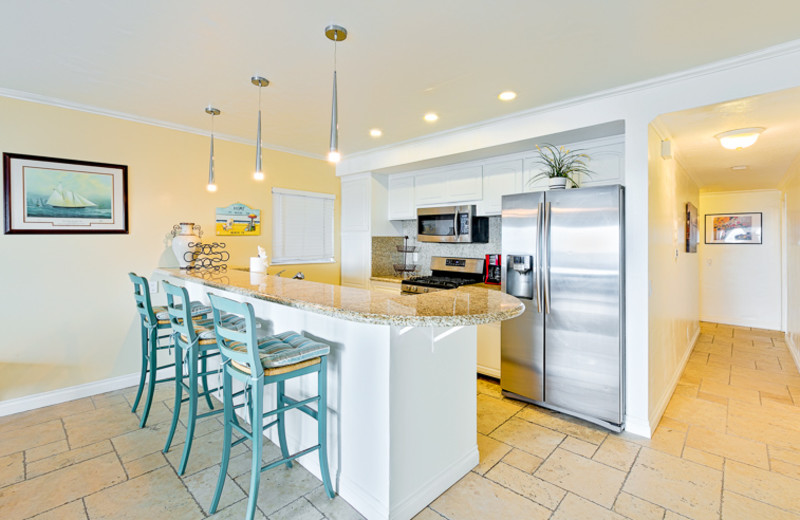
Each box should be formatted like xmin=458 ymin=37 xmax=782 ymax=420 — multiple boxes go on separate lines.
xmin=500 ymin=185 xmax=625 ymax=431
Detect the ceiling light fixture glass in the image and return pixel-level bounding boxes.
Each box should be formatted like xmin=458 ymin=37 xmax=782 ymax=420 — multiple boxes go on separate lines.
xmin=326 ymin=24 xmax=347 ymax=163
xmin=498 ymin=91 xmax=517 ymax=101
xmin=205 ymin=105 xmax=220 ymax=193
xmin=369 ymin=128 xmax=382 ymax=137
xmin=715 ymin=127 xmax=764 ymax=150
xmin=424 ymin=112 xmax=438 ymax=122
xmin=251 ymin=75 xmax=270 ymax=180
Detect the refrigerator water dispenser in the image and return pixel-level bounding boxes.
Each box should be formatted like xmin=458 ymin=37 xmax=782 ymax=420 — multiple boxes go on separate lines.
xmin=505 ymin=255 xmax=533 ymax=299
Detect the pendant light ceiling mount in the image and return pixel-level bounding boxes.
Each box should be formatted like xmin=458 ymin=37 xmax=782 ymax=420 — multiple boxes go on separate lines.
xmin=326 ymin=24 xmax=347 ymax=164
xmin=205 ymin=106 xmax=221 ymax=116
xmin=251 ymin=75 xmax=269 ymax=180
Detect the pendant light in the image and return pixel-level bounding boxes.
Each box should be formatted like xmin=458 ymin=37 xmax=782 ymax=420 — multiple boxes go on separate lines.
xmin=325 ymin=24 xmax=347 ymax=163
xmin=251 ymin=75 xmax=269 ymax=180
xmin=205 ymin=105 xmax=220 ymax=192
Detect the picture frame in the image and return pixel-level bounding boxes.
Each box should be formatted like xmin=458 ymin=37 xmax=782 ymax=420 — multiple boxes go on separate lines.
xmin=3 ymin=153 xmax=128 ymax=234
xmin=686 ymin=202 xmax=698 ymax=253
xmin=704 ymin=212 xmax=762 ymax=244
xmin=215 ymin=202 xmax=260 ymax=236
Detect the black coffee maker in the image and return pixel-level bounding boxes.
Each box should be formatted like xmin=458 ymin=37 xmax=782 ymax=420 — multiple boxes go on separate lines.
xmin=484 ymin=254 xmax=502 ymax=285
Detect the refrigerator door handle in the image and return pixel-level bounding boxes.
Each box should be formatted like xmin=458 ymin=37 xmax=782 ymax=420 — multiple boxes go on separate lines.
xmin=543 ymin=201 xmax=551 ymax=314
xmin=535 ymin=202 xmax=543 ymax=313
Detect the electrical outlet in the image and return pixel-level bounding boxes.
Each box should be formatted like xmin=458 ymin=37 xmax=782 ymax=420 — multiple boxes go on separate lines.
xmin=149 ymin=279 xmax=160 ymax=293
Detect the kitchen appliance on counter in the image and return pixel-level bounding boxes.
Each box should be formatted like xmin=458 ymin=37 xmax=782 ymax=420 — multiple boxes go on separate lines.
xmin=401 ymin=256 xmax=484 ymax=294
xmin=417 ymin=205 xmax=489 ymax=243
xmin=501 ymin=185 xmax=625 ymax=431
xmin=484 ymin=254 xmax=502 ymax=285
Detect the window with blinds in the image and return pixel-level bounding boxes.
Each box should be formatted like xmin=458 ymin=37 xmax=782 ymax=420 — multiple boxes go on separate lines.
xmin=271 ymin=188 xmax=335 ymax=264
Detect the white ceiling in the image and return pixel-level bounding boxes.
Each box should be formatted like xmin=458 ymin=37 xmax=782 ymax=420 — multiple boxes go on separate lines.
xmin=2 ymin=0 xmax=800 ymax=173
xmin=657 ymin=86 xmax=800 ymax=192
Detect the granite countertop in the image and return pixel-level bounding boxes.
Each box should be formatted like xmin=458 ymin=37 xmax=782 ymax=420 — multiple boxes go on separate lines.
xmin=370 ymin=275 xmax=405 ymax=283
xmin=156 ymin=268 xmax=523 ymax=327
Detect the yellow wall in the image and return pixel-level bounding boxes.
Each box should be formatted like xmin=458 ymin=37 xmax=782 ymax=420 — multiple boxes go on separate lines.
xmin=0 ymin=96 xmax=339 ymax=402
xmin=647 ymin=125 xmax=701 ymax=427
xmin=782 ymin=153 xmax=800 ymax=364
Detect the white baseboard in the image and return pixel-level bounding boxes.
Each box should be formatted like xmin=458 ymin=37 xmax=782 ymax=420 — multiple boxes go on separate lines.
xmin=476 ymin=365 xmax=500 ymax=379
xmin=646 ymin=327 xmax=700 ymax=436
xmin=699 ymin=315 xmax=781 ymax=331
xmin=0 ymin=372 xmax=140 ymax=417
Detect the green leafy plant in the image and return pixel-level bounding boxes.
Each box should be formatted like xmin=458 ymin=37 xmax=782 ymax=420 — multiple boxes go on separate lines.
xmin=529 ymin=144 xmax=592 ymax=188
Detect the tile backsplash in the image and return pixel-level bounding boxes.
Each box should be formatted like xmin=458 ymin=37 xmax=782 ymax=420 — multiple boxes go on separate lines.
xmin=372 ymin=217 xmax=502 ymax=277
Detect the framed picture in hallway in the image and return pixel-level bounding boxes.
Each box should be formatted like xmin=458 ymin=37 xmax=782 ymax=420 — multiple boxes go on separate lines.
xmin=3 ymin=153 xmax=128 ymax=234
xmin=704 ymin=212 xmax=762 ymax=244
xmin=686 ymin=202 xmax=698 ymax=252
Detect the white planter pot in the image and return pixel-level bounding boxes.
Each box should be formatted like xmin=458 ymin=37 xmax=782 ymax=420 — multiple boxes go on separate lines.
xmin=171 ymin=222 xmax=202 ymax=269
xmin=549 ymin=177 xmax=569 ymax=190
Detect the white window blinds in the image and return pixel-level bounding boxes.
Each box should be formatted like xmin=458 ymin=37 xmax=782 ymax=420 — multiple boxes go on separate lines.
xmin=272 ymin=188 xmax=335 ymax=264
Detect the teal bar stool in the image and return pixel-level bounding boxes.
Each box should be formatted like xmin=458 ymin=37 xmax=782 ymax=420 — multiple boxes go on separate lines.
xmin=161 ymin=281 xmax=250 ymax=475
xmin=128 ymin=273 xmax=209 ymax=428
xmin=207 ymin=294 xmax=335 ymax=520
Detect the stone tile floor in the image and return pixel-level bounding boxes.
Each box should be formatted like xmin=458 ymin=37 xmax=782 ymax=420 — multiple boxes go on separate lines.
xmin=1 ymin=322 xmax=800 ymax=519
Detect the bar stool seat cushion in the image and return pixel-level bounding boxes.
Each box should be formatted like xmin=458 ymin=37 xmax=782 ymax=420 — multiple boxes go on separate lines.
xmin=156 ymin=301 xmax=211 ymax=324
xmin=231 ymin=331 xmax=330 ymax=370
xmin=179 ymin=314 xmax=248 ymax=346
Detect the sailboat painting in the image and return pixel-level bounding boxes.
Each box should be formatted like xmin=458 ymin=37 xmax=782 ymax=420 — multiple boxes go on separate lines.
xmin=4 ymin=153 xmax=128 ymax=234
xmin=24 ymin=168 xmax=112 ymax=219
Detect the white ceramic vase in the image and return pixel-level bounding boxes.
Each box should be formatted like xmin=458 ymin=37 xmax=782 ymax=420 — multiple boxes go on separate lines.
xmin=549 ymin=177 xmax=569 ymax=190
xmin=171 ymin=222 xmax=203 ymax=269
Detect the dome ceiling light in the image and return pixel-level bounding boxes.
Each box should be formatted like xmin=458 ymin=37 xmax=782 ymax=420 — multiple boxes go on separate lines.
xmin=715 ymin=127 xmax=764 ymax=150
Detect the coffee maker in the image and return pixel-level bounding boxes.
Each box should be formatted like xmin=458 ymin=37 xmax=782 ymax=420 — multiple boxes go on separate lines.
xmin=484 ymin=254 xmax=502 ymax=285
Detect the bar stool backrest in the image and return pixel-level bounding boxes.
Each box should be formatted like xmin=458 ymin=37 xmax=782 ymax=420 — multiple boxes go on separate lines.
xmin=162 ymin=281 xmax=198 ymax=345
xmin=128 ymin=273 xmax=158 ymax=329
xmin=207 ymin=294 xmax=262 ymax=377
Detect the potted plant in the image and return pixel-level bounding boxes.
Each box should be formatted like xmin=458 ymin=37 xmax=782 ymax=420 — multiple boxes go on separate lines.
xmin=529 ymin=144 xmax=592 ymax=189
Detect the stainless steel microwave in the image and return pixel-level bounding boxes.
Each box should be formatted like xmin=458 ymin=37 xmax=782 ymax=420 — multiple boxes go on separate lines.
xmin=417 ymin=205 xmax=489 ymax=243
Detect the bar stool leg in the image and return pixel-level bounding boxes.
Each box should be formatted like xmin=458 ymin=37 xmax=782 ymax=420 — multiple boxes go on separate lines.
xmin=245 ymin=379 xmax=264 ymax=520
xmin=139 ymin=326 xmax=159 ymax=428
xmin=318 ymin=357 xmax=335 ymax=498
xmin=276 ymin=380 xmax=292 ymax=469
xmin=209 ymin=370 xmax=234 ymax=515
xmin=178 ymin=348 xmax=199 ymax=476
xmin=131 ymin=322 xmax=148 ymax=413
xmin=163 ymin=343 xmax=184 ymax=454
xmin=200 ymin=353 xmax=215 ymax=410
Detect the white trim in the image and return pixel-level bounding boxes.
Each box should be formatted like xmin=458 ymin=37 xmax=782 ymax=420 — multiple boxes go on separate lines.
xmin=647 ymin=327 xmax=700 ymax=437
xmin=0 ymin=372 xmax=140 ymax=417
xmin=271 ymin=187 xmax=336 ymax=199
xmin=0 ymin=87 xmax=324 ymax=161
xmin=270 ymin=258 xmax=336 ymax=266
xmin=786 ymin=333 xmax=800 ymax=374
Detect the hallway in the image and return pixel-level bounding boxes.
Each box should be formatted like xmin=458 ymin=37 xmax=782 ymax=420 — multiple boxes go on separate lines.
xmin=0 ymin=323 xmax=798 ymax=519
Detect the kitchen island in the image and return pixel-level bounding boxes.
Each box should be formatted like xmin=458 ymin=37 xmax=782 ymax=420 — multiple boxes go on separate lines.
xmin=154 ymin=268 xmax=523 ymax=520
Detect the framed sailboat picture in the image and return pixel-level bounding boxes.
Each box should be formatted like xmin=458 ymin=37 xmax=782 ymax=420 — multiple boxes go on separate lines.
xmin=3 ymin=153 xmax=128 ymax=234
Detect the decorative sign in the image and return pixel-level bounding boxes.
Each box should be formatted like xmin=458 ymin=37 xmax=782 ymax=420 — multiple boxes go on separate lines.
xmin=215 ymin=203 xmax=260 ymax=236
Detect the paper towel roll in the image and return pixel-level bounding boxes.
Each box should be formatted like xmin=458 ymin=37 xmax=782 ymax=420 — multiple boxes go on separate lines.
xmin=250 ymin=257 xmax=266 ymax=272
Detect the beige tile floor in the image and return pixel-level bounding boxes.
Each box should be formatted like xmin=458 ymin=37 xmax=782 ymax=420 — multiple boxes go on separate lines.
xmin=1 ymin=322 xmax=799 ymax=519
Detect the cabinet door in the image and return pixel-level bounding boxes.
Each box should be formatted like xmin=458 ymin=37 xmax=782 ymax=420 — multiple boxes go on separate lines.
xmin=478 ymin=159 xmax=522 ymax=215
xmin=522 ymin=155 xmax=548 ymax=192
xmin=446 ymin=166 xmax=483 ymax=202
xmin=340 ymin=232 xmax=370 ymax=288
xmin=341 ymin=177 xmax=371 ymax=232
xmin=580 ymin=139 xmax=624 ymax=186
xmin=388 ymin=175 xmax=415 ymax=220
xmin=414 ymin=171 xmax=448 ymax=206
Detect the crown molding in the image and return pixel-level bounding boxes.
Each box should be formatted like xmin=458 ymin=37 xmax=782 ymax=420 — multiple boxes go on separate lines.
xmin=0 ymin=87 xmax=324 ymax=161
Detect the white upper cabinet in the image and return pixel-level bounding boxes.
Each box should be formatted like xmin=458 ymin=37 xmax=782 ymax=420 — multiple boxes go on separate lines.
xmin=387 ymin=174 xmax=415 ymax=220
xmin=478 ymin=159 xmax=523 ymax=215
xmin=341 ymin=176 xmax=371 ymax=232
xmin=414 ymin=165 xmax=482 ymax=207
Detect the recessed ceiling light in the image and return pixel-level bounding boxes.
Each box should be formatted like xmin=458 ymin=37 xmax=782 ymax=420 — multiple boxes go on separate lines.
xmin=498 ymin=91 xmax=517 ymax=101
xmin=424 ymin=112 xmax=439 ymax=122
xmin=715 ymin=127 xmax=764 ymax=150
xmin=369 ymin=128 xmax=383 ymax=137
xmin=731 ymin=165 xmax=749 ymax=171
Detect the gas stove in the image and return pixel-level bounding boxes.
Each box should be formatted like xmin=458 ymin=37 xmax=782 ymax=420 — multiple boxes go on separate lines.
xmin=401 ymin=256 xmax=484 ymax=294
